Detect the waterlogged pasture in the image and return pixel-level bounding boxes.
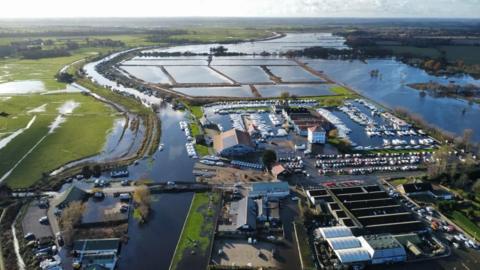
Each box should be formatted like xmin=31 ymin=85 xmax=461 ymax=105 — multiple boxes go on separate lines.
xmin=0 ymin=93 xmax=116 ymax=188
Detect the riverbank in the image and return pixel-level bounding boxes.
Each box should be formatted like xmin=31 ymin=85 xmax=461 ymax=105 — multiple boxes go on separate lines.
xmin=169 ymin=192 xmax=221 ymax=270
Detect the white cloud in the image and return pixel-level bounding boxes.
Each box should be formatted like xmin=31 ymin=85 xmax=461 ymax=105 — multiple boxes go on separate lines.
xmin=0 ymin=0 xmax=478 ymax=18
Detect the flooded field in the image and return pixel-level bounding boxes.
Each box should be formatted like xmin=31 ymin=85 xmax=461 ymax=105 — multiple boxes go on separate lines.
xmin=268 ymin=65 xmax=324 ymax=82
xmin=174 ymin=85 xmax=254 ymax=97
xmin=146 ymin=32 xmax=348 ymax=54
xmin=0 ymin=80 xmax=45 ymax=95
xmin=123 ymin=58 xmax=208 ymax=66
xmin=211 ymin=57 xmax=297 ymax=66
xmin=120 ymin=66 xmax=172 ymax=84
xmin=256 ymin=84 xmax=335 ymax=97
xmin=164 ymin=66 xmax=232 ymax=84
xmin=212 ymin=65 xmax=272 ymax=83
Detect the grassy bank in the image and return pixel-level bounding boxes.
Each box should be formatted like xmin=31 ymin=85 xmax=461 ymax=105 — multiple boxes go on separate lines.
xmin=448 ymin=211 xmax=480 ymax=239
xmin=294 ymin=221 xmax=316 ymax=270
xmin=170 ymin=192 xmax=220 ymax=270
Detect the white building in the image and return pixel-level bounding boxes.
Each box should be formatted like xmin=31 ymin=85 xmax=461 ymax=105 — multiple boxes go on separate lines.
xmin=358 ymin=234 xmax=407 ymax=264
xmin=307 ymin=125 xmax=326 ymax=144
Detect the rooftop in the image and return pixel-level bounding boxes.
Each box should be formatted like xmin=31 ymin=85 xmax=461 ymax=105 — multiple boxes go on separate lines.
xmin=55 ymin=185 xmax=87 ymax=208
xmin=361 ymin=234 xmax=403 ymax=250
xmin=317 ymin=226 xmax=353 ymax=239
xmin=251 ymin=181 xmax=289 ymax=192
xmin=73 ymin=238 xmax=120 ymax=253
xmin=214 ymin=128 xmax=254 ymax=152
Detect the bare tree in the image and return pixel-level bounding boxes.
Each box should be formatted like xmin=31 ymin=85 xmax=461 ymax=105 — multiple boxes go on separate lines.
xmin=133 ymin=185 xmax=151 ymax=222
xmin=59 ymin=201 xmax=85 ymax=246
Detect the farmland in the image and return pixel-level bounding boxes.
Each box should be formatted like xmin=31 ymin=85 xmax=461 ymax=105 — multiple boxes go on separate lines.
xmin=0 ymin=93 xmax=116 ymax=188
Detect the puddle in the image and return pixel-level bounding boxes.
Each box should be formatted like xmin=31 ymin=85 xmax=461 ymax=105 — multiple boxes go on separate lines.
xmin=0 ymin=80 xmax=45 ymax=95
xmin=27 ymin=104 xmax=47 ymax=113
xmin=0 ymin=116 xmax=36 ymax=151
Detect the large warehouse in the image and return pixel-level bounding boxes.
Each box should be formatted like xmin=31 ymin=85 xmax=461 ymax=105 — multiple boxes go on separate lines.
xmin=359 ymin=234 xmax=407 ymax=264
xmin=315 ymin=226 xmax=407 ymax=266
xmin=308 ymin=185 xmax=425 ymax=234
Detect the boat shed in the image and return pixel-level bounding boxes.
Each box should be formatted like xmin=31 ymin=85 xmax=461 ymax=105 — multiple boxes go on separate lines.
xmin=316 ymin=226 xmax=354 ymax=239
xmin=327 ymin=236 xmax=362 ymax=250
xmin=335 ymin=248 xmax=371 ymax=264
xmin=249 ymin=181 xmax=290 ymax=198
xmin=213 ymin=128 xmax=255 ymax=157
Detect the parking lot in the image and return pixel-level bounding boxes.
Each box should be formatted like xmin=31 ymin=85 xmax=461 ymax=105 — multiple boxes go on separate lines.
xmin=212 ymin=239 xmax=299 ymax=269
xmin=21 ymin=201 xmax=53 ymax=239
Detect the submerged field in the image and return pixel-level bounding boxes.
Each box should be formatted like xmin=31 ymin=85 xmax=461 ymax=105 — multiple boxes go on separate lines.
xmin=0 ymin=93 xmax=116 ymax=188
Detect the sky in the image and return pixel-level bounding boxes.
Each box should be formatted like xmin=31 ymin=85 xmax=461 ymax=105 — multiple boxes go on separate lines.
xmin=0 ymin=0 xmax=479 ymax=18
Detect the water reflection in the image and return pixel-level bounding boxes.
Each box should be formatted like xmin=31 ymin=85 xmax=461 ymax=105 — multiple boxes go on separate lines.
xmin=306 ymin=59 xmax=480 ymax=141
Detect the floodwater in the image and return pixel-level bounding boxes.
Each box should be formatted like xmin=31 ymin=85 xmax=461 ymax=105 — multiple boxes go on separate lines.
xmin=123 ymin=58 xmax=208 ymax=66
xmin=268 ymin=65 xmax=324 ymax=82
xmin=256 ymin=84 xmax=335 ymax=97
xmin=146 ymin=32 xmax=348 ymax=54
xmin=306 ymin=59 xmax=480 ymax=141
xmin=0 ymin=80 xmax=45 ymax=95
xmin=212 ymin=66 xmax=273 ymax=83
xmin=120 ymin=66 xmax=172 ymax=84
xmin=164 ymin=66 xmax=232 ymax=84
xmin=174 ymin=85 xmax=254 ymax=97
xmin=211 ymin=57 xmax=297 ymax=66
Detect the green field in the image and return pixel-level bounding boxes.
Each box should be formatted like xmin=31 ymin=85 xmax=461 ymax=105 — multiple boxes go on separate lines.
xmin=0 ymin=93 xmax=116 ymax=188
xmin=170 ymin=192 xmax=220 ymax=270
xmin=439 ymin=46 xmax=480 ymax=65
xmin=449 ymin=211 xmax=480 ymax=239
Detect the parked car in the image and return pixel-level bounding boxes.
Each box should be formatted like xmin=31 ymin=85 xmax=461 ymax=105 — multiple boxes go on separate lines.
xmin=38 ymin=216 xmax=49 ymax=224
xmin=24 ymin=232 xmax=36 ymax=241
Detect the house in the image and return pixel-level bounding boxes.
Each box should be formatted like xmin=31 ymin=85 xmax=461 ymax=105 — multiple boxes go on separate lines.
xmin=54 ymin=185 xmax=87 ymax=209
xmin=282 ymin=107 xmax=333 ymax=136
xmin=308 ymin=125 xmax=327 ymax=144
xmin=213 ymin=128 xmax=255 ymax=157
xmin=249 ymin=182 xmax=290 ymax=198
xmin=271 ymin=163 xmax=288 ymax=180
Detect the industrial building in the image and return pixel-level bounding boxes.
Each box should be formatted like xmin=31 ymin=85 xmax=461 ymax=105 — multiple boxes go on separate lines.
xmin=219 ymin=196 xmax=257 ymax=232
xmin=314 ymin=226 xmax=407 ymax=267
xmin=358 ymin=234 xmax=407 ymax=264
xmin=249 ymin=182 xmax=290 ymax=198
xmin=307 ymin=185 xmax=425 ymax=234
xmin=398 ymin=182 xmax=453 ymax=200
